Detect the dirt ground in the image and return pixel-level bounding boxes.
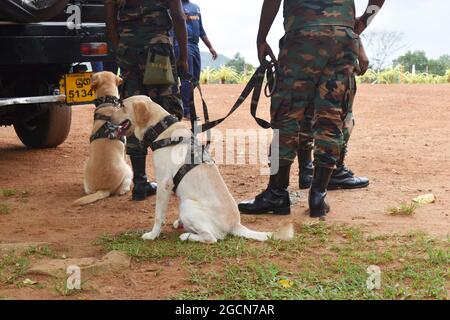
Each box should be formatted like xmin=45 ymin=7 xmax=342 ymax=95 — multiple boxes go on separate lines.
xmin=0 ymin=84 xmax=449 ymax=299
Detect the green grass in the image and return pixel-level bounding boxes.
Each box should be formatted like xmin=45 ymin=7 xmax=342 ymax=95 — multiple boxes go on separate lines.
xmin=0 ymin=245 xmax=56 ymax=286
xmin=388 ymin=201 xmax=419 ymax=216
xmin=53 ymin=278 xmax=87 ymax=297
xmin=1 ymin=189 xmax=17 ymax=197
xmin=98 ymin=223 xmax=449 ymax=300
xmin=0 ymin=251 xmax=31 ymax=285
xmin=0 ymin=202 xmax=10 ymax=215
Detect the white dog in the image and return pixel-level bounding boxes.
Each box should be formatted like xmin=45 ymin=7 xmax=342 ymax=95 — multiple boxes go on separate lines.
xmin=73 ymin=72 xmax=132 ymax=206
xmin=111 ymin=95 xmax=293 ymax=243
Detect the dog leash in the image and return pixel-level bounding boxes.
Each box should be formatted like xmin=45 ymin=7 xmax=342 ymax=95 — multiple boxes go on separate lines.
xmin=180 ymin=59 xmax=279 ymax=149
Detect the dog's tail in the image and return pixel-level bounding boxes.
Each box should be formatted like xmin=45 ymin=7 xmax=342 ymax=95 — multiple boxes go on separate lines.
xmin=72 ymin=190 xmax=111 ymax=206
xmin=231 ymin=221 xmax=294 ymax=242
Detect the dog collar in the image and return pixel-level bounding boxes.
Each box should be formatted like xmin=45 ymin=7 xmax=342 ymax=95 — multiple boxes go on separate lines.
xmin=94 ymin=96 xmax=122 ymax=108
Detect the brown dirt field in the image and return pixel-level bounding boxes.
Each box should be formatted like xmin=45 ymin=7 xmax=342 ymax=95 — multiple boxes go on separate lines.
xmin=0 ymin=84 xmax=449 ymax=299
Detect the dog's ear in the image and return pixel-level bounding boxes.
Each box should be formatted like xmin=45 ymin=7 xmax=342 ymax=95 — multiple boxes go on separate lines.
xmin=115 ymin=75 xmax=123 ymax=86
xmin=91 ymin=73 xmax=101 ymax=91
xmin=133 ymin=102 xmax=150 ymax=126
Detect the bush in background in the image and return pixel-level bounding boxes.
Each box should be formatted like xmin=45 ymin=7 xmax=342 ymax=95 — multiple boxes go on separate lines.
xmin=357 ymin=66 xmax=450 ymax=84
xmin=200 ymin=65 xmax=450 ymax=85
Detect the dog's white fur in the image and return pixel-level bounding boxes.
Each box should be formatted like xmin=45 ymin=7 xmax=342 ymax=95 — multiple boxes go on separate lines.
xmin=73 ymin=72 xmax=132 ymax=206
xmin=111 ymin=95 xmax=294 ymax=243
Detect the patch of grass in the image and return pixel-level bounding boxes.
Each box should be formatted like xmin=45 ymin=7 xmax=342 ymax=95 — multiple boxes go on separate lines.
xmin=54 ymin=277 xmax=87 ymax=297
xmin=0 ymin=251 xmax=31 ymax=284
xmin=98 ymin=223 xmax=449 ymax=300
xmin=1 ymin=189 xmax=17 ymax=197
xmin=0 ymin=202 xmax=10 ymax=215
xmin=97 ymin=231 xmax=268 ymax=264
xmin=0 ymin=245 xmax=56 ymax=286
xmin=388 ymin=201 xmax=419 ymax=216
xmin=24 ymin=245 xmax=56 ymax=259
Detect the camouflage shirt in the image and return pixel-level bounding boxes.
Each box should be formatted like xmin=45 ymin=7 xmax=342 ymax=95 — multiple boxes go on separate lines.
xmin=283 ymin=0 xmax=355 ymax=32
xmin=117 ymin=0 xmax=173 ymax=43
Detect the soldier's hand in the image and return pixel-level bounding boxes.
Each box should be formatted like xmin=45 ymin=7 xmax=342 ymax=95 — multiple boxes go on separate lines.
xmin=354 ymin=17 xmax=366 ymax=35
xmin=357 ymin=43 xmax=369 ymax=76
xmin=257 ymin=40 xmax=276 ymax=65
xmin=177 ymin=59 xmax=189 ymax=77
xmin=210 ymin=48 xmax=218 ymax=61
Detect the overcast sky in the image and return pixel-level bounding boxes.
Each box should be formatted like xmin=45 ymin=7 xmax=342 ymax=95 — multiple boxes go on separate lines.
xmin=195 ymin=0 xmax=448 ymax=65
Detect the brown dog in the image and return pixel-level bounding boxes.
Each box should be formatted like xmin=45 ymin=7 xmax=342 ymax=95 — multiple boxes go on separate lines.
xmin=73 ymin=72 xmax=132 ymax=206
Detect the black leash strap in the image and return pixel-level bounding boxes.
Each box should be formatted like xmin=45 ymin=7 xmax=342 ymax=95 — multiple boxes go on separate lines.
xmin=188 ymin=81 xmax=212 ymax=148
xmin=181 ymin=60 xmax=278 ymax=148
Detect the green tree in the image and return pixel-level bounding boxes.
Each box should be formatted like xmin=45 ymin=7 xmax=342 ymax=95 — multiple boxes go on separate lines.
xmin=428 ymin=55 xmax=450 ymax=76
xmin=226 ymin=52 xmax=255 ymax=75
xmin=393 ymin=50 xmax=428 ymax=73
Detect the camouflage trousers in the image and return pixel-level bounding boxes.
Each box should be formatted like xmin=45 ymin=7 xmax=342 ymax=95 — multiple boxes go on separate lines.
xmin=117 ymin=36 xmax=184 ymax=156
xmin=298 ymin=73 xmax=356 ymax=157
xmin=270 ymin=26 xmax=359 ymax=169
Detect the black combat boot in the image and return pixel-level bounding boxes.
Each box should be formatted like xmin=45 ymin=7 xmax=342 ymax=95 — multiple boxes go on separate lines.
xmin=238 ymin=165 xmax=291 ymax=215
xmin=328 ymin=152 xmax=369 ymax=190
xmin=130 ymin=155 xmax=157 ymax=201
xmin=309 ymin=167 xmax=333 ymax=218
xmin=298 ymin=149 xmax=313 ymax=189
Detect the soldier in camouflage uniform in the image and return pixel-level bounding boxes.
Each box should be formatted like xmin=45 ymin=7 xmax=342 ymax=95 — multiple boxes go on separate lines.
xmin=105 ymin=0 xmax=188 ymax=200
xmin=298 ymin=39 xmax=370 ymax=191
xmin=239 ymin=0 xmax=384 ymax=217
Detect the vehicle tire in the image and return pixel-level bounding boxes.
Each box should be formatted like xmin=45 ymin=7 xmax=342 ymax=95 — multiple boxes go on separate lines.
xmin=0 ymin=0 xmax=69 ymax=23
xmin=14 ymin=104 xmax=72 ymax=148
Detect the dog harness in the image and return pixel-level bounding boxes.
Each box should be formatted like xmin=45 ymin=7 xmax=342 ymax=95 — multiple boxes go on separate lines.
xmin=140 ymin=114 xmax=213 ymax=192
xmin=90 ymin=96 xmax=126 ymax=144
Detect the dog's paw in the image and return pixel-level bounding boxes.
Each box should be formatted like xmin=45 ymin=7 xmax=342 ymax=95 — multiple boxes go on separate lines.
xmin=142 ymin=232 xmax=159 ymax=241
xmin=179 ymin=233 xmax=192 ymax=241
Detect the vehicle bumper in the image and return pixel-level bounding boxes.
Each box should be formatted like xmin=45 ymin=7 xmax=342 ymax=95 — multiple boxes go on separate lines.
xmin=0 ymin=95 xmax=66 ymax=108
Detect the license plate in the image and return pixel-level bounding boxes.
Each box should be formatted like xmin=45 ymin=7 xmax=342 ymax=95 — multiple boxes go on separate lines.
xmin=60 ymin=72 xmax=95 ymax=104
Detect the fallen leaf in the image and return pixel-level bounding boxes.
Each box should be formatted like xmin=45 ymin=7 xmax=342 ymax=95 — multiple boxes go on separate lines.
xmin=412 ymin=194 xmax=436 ymax=205
xmin=22 ymin=278 xmax=37 ymax=286
xmin=278 ymin=279 xmax=293 ymax=288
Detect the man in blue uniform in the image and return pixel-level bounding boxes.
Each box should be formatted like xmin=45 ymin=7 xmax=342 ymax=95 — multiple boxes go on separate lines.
xmin=174 ymin=0 xmax=217 ymax=118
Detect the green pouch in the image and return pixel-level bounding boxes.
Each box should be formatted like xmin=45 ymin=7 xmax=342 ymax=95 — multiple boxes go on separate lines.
xmin=143 ymin=49 xmax=175 ymax=85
